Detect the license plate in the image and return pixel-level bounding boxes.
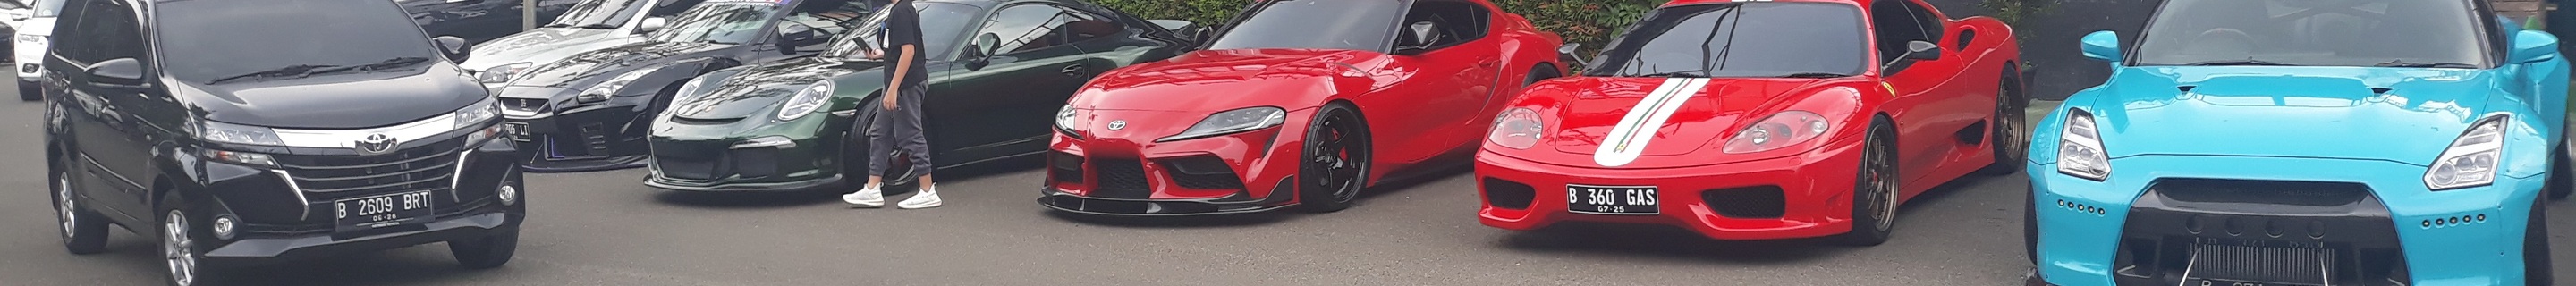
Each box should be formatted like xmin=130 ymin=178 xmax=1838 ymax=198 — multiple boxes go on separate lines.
xmin=502 ymin=122 xmax=530 ymax=141
xmin=334 ymin=190 xmax=435 ymax=232
xmin=1566 ymin=185 xmax=1657 ymax=214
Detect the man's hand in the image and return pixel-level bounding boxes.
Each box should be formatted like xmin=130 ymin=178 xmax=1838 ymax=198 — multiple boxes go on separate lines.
xmin=881 ymin=88 xmax=899 ymax=110
xmin=864 ymin=49 xmax=883 ymax=60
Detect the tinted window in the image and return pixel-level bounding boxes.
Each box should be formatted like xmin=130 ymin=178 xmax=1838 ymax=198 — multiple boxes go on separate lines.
xmin=1582 ymin=3 xmax=1869 ymax=78
xmin=156 ymin=0 xmax=439 ymax=84
xmin=829 ymin=2 xmax=977 ymax=60
xmin=2133 ymin=0 xmax=2489 ymax=68
xmin=976 ymin=4 xmax=1078 ymax=54
xmin=1207 ymin=0 xmax=1402 ymax=51
xmin=650 ymin=2 xmax=783 ymax=44
xmin=62 ymin=0 xmax=143 ymax=63
xmin=32 ymin=0 xmax=59 ymax=17
xmin=1059 ymin=9 xmax=1122 ymax=44
xmin=547 ymin=0 xmax=653 ymax=29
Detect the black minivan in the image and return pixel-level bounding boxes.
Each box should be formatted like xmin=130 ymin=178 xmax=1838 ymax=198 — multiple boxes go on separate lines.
xmin=40 ymin=0 xmax=528 ymax=284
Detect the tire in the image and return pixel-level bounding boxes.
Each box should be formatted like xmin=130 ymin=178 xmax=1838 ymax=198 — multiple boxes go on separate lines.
xmin=2528 ymin=199 xmax=2554 ymax=286
xmin=1296 ymin=104 xmax=1371 ymax=213
xmin=449 ymin=228 xmax=519 ymax=269
xmin=840 ymin=103 xmax=917 ymax=187
xmin=2022 ymin=184 xmax=2038 ymax=265
xmin=1978 ymin=68 xmax=2028 ymax=175
xmin=52 ymin=162 xmax=108 ymax=255
xmin=19 ymin=80 xmax=39 ymax=101
xmin=158 ymin=195 xmax=226 ymax=286
xmin=1526 ymin=63 xmax=1562 ymax=86
xmin=2551 ymin=126 xmax=2572 ymax=200
xmin=1837 ymin=120 xmax=1900 ymax=246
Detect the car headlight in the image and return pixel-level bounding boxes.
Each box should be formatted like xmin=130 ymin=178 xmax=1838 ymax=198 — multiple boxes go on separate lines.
xmin=2056 ymin=109 xmax=2110 ymax=181
xmin=456 ymin=97 xmax=503 ymax=143
xmin=1055 ymin=105 xmax=1082 ymax=137
xmin=200 ymin=148 xmax=275 ymax=166
xmin=199 ymin=120 xmax=283 ymax=146
xmin=1158 ymin=106 xmax=1285 ymax=142
xmin=675 ymin=76 xmax=708 ymax=102
xmin=2425 ymin=115 xmax=2507 ymax=190
xmin=775 ymin=80 xmax=832 ymax=122
xmin=477 ymin=62 xmax=532 ymax=83
xmin=1487 ymin=107 xmax=1543 ymax=149
xmin=580 ymin=70 xmax=652 ymax=104
xmin=1721 ymin=111 xmax=1829 ymax=154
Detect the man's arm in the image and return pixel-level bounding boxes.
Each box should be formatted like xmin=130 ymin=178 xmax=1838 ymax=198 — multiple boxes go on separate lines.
xmin=882 ymin=44 xmax=915 ymax=110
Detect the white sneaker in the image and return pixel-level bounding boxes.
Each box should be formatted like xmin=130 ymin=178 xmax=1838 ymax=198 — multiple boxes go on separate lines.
xmin=897 ymin=185 xmax=942 ymax=209
xmin=843 ymin=184 xmax=885 ymax=207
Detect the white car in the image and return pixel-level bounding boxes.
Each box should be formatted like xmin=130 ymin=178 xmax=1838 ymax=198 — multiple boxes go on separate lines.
xmin=12 ymin=0 xmax=55 ymax=101
xmin=463 ymin=0 xmax=700 ymax=88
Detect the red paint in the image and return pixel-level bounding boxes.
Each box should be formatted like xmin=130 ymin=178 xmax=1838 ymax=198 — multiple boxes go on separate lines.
xmin=1476 ymin=0 xmax=2023 ymax=240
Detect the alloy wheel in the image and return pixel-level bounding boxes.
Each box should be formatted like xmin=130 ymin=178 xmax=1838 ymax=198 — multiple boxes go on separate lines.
xmin=55 ymin=176 xmax=74 ymax=240
xmin=1865 ymin=132 xmax=1898 ymax=231
xmin=1310 ymin=114 xmax=1365 ymax=201
xmin=164 ymin=211 xmax=197 ymax=286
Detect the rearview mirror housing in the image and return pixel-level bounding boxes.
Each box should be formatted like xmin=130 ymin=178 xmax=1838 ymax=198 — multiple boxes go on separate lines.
xmin=2511 ymin=29 xmax=2560 ymax=63
xmin=432 ymin=36 xmax=472 ymax=63
xmin=638 ymin=17 xmax=668 ymax=34
xmin=1903 ymin=40 xmax=1942 ymax=61
xmin=2080 ymin=30 xmax=2122 ymax=63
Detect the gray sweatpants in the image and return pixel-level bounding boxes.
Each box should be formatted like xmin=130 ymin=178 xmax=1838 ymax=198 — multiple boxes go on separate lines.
xmin=868 ymin=88 xmax=930 ymax=177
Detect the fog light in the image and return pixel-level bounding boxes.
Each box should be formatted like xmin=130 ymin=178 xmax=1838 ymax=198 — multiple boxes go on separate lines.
xmin=212 ymin=215 xmax=238 ymax=240
xmin=498 ymin=185 xmax=520 ymax=206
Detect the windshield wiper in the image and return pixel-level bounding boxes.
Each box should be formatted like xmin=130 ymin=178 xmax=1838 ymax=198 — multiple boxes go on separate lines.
xmin=540 ymin=23 xmax=576 ymax=29
xmin=313 ymin=57 xmax=434 ymax=74
xmin=2375 ymin=60 xmax=2477 ymax=69
xmin=1779 ymin=72 xmax=1851 ymax=79
xmin=573 ymin=24 xmax=619 ymax=29
xmin=208 ymin=63 xmax=340 ymax=84
xmin=2182 ymin=59 xmax=2297 ymax=66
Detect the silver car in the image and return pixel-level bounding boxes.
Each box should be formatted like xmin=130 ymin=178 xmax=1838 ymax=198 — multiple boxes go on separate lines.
xmin=464 ymin=0 xmax=702 ymax=88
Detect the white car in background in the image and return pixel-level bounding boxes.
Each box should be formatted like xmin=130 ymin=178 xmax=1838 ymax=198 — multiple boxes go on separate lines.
xmin=464 ymin=0 xmax=700 ymax=88
xmin=12 ymin=0 xmax=55 ymax=101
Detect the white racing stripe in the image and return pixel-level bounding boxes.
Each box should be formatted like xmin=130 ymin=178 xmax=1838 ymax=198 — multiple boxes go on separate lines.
xmin=1593 ymin=78 xmax=1709 ymax=167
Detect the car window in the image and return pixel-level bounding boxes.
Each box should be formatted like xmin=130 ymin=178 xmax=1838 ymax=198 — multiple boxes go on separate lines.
xmin=62 ymin=0 xmax=144 ymax=64
xmin=2132 ymin=0 xmax=2488 ymax=68
xmin=1580 ymin=3 xmax=1868 ymax=78
xmin=1206 ymin=0 xmax=1402 ymax=51
xmin=780 ymin=0 xmax=870 ymax=36
xmin=1057 ymin=8 xmax=1123 ymax=45
xmin=1395 ymin=0 xmax=1487 ymax=51
xmin=648 ymin=0 xmax=704 ymax=17
xmin=650 ymin=1 xmax=783 ymax=45
xmin=1868 ymin=0 xmax=1930 ymax=70
xmin=31 ymin=0 xmax=60 ymax=17
xmin=155 ymin=0 xmax=440 ymax=84
xmin=974 ymin=4 xmax=1083 ymax=54
xmin=827 ymin=2 xmax=976 ymax=61
xmin=547 ymin=0 xmax=652 ymax=29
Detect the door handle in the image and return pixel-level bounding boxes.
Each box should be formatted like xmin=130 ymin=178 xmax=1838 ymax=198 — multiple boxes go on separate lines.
xmin=1060 ymin=64 xmax=1084 ymax=76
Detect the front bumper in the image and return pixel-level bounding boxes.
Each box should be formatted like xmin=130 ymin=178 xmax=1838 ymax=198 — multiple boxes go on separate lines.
xmin=1040 ymin=108 xmax=1315 ymax=215
xmin=1473 ymin=140 xmax=1863 ymax=240
xmin=2032 ymin=155 xmax=2546 ymax=286
xmin=193 ymin=136 xmax=527 ymax=265
xmin=497 ymin=87 xmax=650 ymax=172
xmin=641 ymin=109 xmax=851 ymax=192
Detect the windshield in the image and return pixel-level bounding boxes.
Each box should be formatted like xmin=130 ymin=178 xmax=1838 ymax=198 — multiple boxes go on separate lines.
xmin=826 ymin=2 xmax=978 ymax=61
xmin=650 ymin=2 xmax=781 ymax=44
xmin=1582 ymin=3 xmax=1869 ymax=78
xmin=32 ymin=0 xmax=59 ymax=17
xmin=2132 ymin=0 xmax=2490 ymax=68
xmin=547 ymin=0 xmax=653 ymax=29
xmin=157 ymin=0 xmax=440 ymax=84
xmin=1207 ymin=0 xmax=1402 ymax=51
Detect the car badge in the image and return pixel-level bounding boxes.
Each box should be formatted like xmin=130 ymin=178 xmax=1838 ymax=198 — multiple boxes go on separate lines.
xmin=1106 ymin=120 xmax=1127 ymax=130
xmin=356 ymin=133 xmax=398 ymax=155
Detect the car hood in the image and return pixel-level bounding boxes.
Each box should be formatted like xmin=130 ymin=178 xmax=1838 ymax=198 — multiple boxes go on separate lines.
xmin=667 ymin=57 xmax=880 ymax=120
xmin=509 ymin=41 xmax=732 ymax=89
xmin=1544 ymin=77 xmax=1826 ymax=157
xmin=462 ymin=28 xmax=643 ymax=71
xmin=15 ymin=17 xmax=50 ymax=36
xmin=1068 ymin=49 xmax=1385 ymax=112
xmin=182 ymin=64 xmax=487 ymax=130
xmin=2086 ymin=66 xmax=2506 ymax=165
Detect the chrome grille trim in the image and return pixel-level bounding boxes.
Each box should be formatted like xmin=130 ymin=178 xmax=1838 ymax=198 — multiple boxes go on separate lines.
xmin=270 ymin=170 xmax=309 ymax=220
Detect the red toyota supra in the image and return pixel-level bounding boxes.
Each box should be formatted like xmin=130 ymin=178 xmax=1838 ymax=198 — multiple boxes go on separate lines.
xmin=1474 ymin=0 xmax=2023 ymax=246
xmin=1041 ymin=0 xmax=1566 ymax=215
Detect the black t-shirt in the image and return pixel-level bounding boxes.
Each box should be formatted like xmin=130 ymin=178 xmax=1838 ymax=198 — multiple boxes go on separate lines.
xmin=882 ymin=0 xmax=928 ymax=90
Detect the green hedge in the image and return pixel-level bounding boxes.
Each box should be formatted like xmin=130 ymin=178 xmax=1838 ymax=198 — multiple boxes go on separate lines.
xmin=1094 ymin=0 xmax=1665 ymax=53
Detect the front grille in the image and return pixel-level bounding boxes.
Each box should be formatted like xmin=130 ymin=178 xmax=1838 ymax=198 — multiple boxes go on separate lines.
xmin=2189 ymin=243 xmax=2335 ymax=285
xmin=1092 ymin=159 xmax=1151 ymax=198
xmin=732 ymin=147 xmax=777 ymax=179
xmin=657 ymin=156 xmax=722 ymax=181
xmin=1048 ymin=152 xmax=1083 ymax=184
xmin=578 ymin=123 xmax=612 ymax=153
xmin=1702 ymin=186 xmax=1786 ymax=218
xmin=275 ymin=137 xmax=468 ymax=201
xmin=2114 ymin=179 xmax=2410 ymax=286
xmin=501 ymin=98 xmax=547 ymax=113
xmin=1157 ymin=156 xmax=1241 ymax=189
xmin=1479 ymin=177 xmax=1533 ymax=209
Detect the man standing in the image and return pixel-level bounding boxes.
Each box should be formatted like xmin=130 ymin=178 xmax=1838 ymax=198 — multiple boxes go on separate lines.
xmin=844 ymin=0 xmax=938 ymax=209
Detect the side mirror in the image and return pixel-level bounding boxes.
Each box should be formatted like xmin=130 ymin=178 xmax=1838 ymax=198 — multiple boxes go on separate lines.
xmin=2080 ymin=30 xmax=2122 ymax=63
xmin=84 ymin=58 xmax=145 ymax=88
xmin=432 ymin=36 xmax=472 ymax=63
xmin=777 ymin=23 xmax=823 ymax=48
xmin=973 ymin=33 xmax=1002 ymax=57
xmin=2512 ymin=29 xmax=2560 ymax=63
xmin=1902 ymin=40 xmax=1942 ymax=61
xmin=638 ymin=17 xmax=667 ymax=34
xmin=1555 ymin=43 xmax=1588 ymax=67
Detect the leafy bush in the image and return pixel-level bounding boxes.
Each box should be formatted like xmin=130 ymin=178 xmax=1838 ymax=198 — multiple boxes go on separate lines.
xmin=1092 ymin=0 xmax=1664 ymax=52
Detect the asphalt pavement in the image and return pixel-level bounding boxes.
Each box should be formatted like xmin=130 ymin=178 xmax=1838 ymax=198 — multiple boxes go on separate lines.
xmin=0 ymin=80 xmax=2568 ymax=285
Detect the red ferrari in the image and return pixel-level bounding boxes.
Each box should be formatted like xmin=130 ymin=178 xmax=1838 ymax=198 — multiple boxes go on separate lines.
xmin=1474 ymin=0 xmax=2023 ymax=246
xmin=1040 ymin=0 xmax=1566 ymax=215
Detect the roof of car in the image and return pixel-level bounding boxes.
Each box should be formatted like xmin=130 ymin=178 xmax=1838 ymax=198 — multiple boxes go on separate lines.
xmin=1664 ymin=0 xmax=1873 ymax=7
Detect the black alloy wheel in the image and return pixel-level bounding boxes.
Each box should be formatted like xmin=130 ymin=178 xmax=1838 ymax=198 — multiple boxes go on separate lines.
xmin=1297 ymin=104 xmax=1370 ymax=213
xmin=1979 ymin=68 xmax=2029 ymax=175
xmin=1837 ymin=120 xmax=1900 ymax=246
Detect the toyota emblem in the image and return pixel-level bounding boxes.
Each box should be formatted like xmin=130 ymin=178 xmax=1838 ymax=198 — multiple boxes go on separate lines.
xmin=1106 ymin=120 xmax=1126 ymax=130
xmin=355 ymin=133 xmax=398 ymax=155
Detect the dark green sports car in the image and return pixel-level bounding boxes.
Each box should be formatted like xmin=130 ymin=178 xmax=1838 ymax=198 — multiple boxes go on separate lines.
xmin=642 ymin=0 xmax=1199 ymax=191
